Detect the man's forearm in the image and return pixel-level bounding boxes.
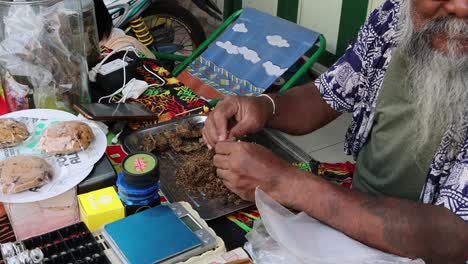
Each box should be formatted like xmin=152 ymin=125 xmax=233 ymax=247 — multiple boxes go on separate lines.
xmin=266 ymin=82 xmax=341 ymax=135
xmin=278 ymin=171 xmax=468 ymax=264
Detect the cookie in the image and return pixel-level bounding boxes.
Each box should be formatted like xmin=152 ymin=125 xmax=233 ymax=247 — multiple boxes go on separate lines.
xmin=40 ymin=121 xmax=95 ymax=155
xmin=0 ymin=156 xmax=52 ymax=194
xmin=0 ymin=118 xmax=29 ymax=148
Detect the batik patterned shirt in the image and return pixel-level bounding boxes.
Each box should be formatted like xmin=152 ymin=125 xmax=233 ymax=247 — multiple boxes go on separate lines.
xmin=315 ymin=0 xmax=468 ymax=220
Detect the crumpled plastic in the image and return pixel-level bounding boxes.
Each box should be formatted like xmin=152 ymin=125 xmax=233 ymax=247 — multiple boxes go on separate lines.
xmin=245 ymin=188 xmax=426 ymax=264
xmin=0 ymin=2 xmax=87 ymax=111
xmin=0 ymin=155 xmax=53 ymax=194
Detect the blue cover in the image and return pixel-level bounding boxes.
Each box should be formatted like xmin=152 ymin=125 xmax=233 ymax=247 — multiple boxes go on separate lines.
xmin=185 ymin=8 xmax=320 ymax=96
xmin=104 ymin=206 xmax=202 ymax=264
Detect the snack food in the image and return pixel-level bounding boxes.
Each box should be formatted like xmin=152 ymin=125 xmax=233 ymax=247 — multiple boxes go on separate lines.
xmin=0 ymin=156 xmax=53 ymax=194
xmin=0 ymin=118 xmax=29 ymax=148
xmin=142 ymin=123 xmax=243 ymax=205
xmin=40 ymin=121 xmax=94 ymax=155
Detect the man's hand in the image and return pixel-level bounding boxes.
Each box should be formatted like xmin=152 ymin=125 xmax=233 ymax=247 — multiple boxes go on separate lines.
xmin=213 ymin=141 xmax=294 ymax=201
xmin=202 ymin=96 xmax=273 ymax=149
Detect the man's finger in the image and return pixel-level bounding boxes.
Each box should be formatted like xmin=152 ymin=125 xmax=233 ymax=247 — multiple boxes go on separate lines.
xmin=229 ymin=120 xmax=253 ymax=139
xmin=215 ymin=141 xmax=238 ymax=155
xmin=203 ymin=117 xmax=218 ymax=149
xmin=213 ymin=99 xmax=238 ymax=141
xmin=213 ymin=154 xmax=230 ymax=169
xmin=202 ymin=127 xmax=214 ymax=149
xmin=202 ymin=133 xmax=212 ymax=150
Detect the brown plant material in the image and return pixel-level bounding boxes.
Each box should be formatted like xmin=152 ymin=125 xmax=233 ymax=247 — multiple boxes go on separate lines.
xmin=142 ymin=123 xmax=243 ymax=205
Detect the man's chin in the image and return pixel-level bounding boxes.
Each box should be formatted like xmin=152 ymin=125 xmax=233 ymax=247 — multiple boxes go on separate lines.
xmin=431 ymin=35 xmax=468 ymax=55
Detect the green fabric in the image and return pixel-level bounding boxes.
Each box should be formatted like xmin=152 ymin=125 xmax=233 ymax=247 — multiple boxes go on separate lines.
xmin=352 ymin=50 xmax=443 ymax=201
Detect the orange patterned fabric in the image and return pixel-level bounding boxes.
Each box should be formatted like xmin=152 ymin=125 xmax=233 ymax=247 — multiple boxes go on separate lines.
xmin=177 ymin=70 xmax=224 ymax=100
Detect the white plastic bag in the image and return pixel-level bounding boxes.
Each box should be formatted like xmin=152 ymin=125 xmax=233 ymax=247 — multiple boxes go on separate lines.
xmin=245 ymin=188 xmax=425 ymax=264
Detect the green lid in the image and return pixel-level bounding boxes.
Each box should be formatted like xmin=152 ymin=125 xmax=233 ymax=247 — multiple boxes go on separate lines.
xmin=123 ymin=153 xmax=157 ymax=175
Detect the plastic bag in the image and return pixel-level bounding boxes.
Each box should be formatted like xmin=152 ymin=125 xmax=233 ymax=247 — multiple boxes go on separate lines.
xmin=0 ymin=118 xmax=30 ymax=148
xmin=0 ymin=155 xmax=53 ymax=194
xmin=0 ymin=116 xmax=106 ymax=202
xmin=0 ymin=2 xmax=88 ymax=112
xmin=40 ymin=121 xmax=95 ymax=155
xmin=245 ymin=188 xmax=426 ymax=264
xmin=3 ymin=72 xmax=32 ymax=111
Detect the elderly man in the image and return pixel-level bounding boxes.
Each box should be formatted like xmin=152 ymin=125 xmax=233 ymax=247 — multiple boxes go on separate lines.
xmin=202 ymin=0 xmax=468 ymax=263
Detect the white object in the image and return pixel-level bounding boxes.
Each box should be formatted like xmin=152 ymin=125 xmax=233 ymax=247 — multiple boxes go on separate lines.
xmin=98 ymin=58 xmax=129 ymax=76
xmin=118 ymin=78 xmax=149 ymax=103
xmin=258 ymin=94 xmax=276 ymax=115
xmin=246 ymin=188 xmax=425 ymax=264
xmin=0 ymin=109 xmax=106 ymax=203
xmin=89 ymin=45 xmax=135 ymax=82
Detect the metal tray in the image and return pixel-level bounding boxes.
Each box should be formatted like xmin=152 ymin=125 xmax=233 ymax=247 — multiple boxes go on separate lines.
xmin=123 ymin=115 xmax=312 ymax=220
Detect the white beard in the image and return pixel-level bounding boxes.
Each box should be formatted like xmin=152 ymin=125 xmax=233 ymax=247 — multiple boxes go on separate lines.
xmin=398 ymin=0 xmax=468 ymax=155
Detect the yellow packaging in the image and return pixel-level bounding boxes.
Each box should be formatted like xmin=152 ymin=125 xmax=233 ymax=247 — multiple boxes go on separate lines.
xmin=78 ymin=187 xmax=124 ymax=232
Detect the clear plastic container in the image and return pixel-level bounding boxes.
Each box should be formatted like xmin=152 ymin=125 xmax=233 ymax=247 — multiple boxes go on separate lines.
xmin=0 ymin=0 xmax=91 ymax=113
xmin=81 ymin=0 xmax=100 ymax=67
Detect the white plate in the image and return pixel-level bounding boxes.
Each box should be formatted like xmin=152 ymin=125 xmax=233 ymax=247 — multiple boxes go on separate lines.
xmin=0 ymin=165 xmax=94 ymax=203
xmin=3 ymin=108 xmax=77 ymax=120
xmin=0 ymin=109 xmax=107 ymax=203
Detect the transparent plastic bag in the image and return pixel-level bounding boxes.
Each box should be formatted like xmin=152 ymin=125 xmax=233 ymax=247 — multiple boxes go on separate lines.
xmin=0 ymin=113 xmax=107 ymax=202
xmin=2 ymin=72 xmax=32 ymax=111
xmin=39 ymin=121 xmax=95 ymax=155
xmin=0 ymin=118 xmax=30 ymax=148
xmin=0 ymin=1 xmax=89 ymax=112
xmin=245 ymin=188 xmax=426 ymax=264
xmin=0 ymin=155 xmax=53 ymax=194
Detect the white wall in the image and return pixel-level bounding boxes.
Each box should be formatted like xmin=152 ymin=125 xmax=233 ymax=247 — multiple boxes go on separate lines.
xmin=297 ymin=0 xmax=343 ymax=54
xmin=368 ymin=0 xmax=386 ymax=14
xmin=242 ymin=0 xmax=278 ymax=16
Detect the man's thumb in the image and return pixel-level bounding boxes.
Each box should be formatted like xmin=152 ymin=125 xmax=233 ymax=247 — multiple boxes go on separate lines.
xmin=229 ymin=121 xmax=251 ymax=138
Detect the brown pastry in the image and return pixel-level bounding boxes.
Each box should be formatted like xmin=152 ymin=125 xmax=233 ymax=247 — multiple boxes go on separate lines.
xmin=0 ymin=156 xmax=53 ymax=194
xmin=40 ymin=121 xmax=94 ymax=155
xmin=0 ymin=118 xmax=29 ymax=148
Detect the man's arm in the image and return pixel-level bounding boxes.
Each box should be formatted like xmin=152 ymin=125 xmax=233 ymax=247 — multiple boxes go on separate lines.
xmin=202 ymin=81 xmax=341 ymax=147
xmin=282 ymin=171 xmax=468 ymax=264
xmin=214 ymin=142 xmax=468 ymax=263
xmin=266 ymin=82 xmax=341 ymax=135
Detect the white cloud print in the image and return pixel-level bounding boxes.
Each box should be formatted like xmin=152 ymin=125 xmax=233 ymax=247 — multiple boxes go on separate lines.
xmin=216 ymin=41 xmax=260 ymax=64
xmin=216 ymin=41 xmax=239 ymax=55
xmin=232 ymin=23 xmax=248 ymax=33
xmin=266 ymin=35 xmax=290 ymax=48
xmin=262 ymin=61 xmax=287 ymax=77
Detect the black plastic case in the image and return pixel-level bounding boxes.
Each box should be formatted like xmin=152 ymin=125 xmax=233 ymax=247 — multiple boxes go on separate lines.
xmin=78 ymin=155 xmax=117 ymax=195
xmin=22 ymin=222 xmax=110 ymax=264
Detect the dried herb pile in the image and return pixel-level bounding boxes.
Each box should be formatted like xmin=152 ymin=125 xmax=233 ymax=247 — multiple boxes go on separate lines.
xmin=142 ymin=123 xmax=243 ymax=205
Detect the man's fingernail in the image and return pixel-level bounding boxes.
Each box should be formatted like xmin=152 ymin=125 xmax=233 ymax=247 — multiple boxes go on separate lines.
xmin=207 ymin=144 xmax=213 ymax=150
xmin=218 ymin=135 xmax=226 ymax=141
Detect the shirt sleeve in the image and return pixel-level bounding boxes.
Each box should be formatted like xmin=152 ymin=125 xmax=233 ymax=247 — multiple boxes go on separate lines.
xmin=314 ymin=7 xmax=383 ymax=113
xmin=434 ymin=160 xmax=468 ymax=221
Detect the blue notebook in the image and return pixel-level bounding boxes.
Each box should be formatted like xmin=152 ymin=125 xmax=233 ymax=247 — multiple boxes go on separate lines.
xmin=103 ymin=206 xmax=202 ymax=264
